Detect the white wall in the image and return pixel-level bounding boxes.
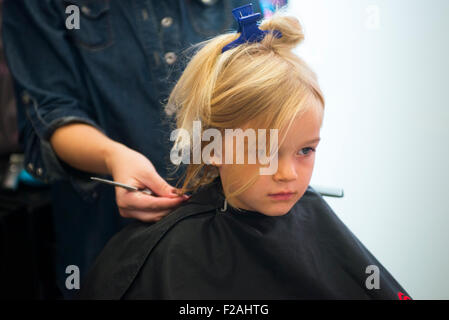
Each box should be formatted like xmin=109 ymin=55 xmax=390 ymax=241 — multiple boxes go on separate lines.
xmin=287 ymin=0 xmax=449 ymax=299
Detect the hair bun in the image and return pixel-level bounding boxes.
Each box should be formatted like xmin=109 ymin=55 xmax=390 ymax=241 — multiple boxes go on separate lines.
xmin=259 ymin=14 xmax=305 ymax=51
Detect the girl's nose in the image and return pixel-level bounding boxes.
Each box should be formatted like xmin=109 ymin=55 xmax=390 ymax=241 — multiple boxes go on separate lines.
xmin=273 ymin=158 xmax=298 ymax=182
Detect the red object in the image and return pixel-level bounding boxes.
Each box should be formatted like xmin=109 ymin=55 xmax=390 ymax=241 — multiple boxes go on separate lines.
xmin=398 ymin=292 xmax=412 ymax=300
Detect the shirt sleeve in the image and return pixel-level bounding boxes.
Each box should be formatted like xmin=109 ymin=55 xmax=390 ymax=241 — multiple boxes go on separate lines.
xmin=2 ymin=0 xmax=105 ymax=201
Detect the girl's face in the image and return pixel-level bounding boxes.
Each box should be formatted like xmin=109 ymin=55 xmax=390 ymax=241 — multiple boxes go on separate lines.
xmin=217 ymin=105 xmax=323 ymax=216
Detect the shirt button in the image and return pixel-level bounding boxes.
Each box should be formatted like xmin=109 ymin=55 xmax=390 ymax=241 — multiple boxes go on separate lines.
xmin=22 ymin=92 xmax=30 ymax=104
xmin=142 ymin=9 xmax=149 ymax=20
xmin=164 ymin=52 xmax=177 ymax=65
xmin=201 ymin=0 xmax=218 ymax=5
xmin=161 ymin=17 xmax=173 ymax=27
xmin=27 ymin=163 xmax=34 ymax=171
xmin=36 ymin=168 xmax=43 ymax=176
xmin=81 ymin=6 xmax=91 ymax=15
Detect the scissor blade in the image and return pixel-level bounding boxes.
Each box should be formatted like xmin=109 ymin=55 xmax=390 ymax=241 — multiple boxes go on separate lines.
xmin=90 ymin=177 xmax=138 ymax=191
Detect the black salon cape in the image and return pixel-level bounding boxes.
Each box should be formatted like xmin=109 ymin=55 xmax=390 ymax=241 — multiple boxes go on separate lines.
xmin=78 ymin=178 xmax=410 ymax=300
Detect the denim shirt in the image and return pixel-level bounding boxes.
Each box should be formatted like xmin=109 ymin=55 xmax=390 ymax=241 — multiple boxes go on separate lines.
xmin=2 ymin=0 xmax=287 ymax=298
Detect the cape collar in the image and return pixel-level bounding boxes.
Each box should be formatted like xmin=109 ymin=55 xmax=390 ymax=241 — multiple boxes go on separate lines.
xmin=186 ymin=176 xmax=226 ymax=211
xmin=185 ymin=176 xmax=277 ymax=217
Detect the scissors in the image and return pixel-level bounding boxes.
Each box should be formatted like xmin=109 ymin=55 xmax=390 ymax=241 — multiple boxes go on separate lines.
xmin=90 ymin=177 xmax=154 ymax=196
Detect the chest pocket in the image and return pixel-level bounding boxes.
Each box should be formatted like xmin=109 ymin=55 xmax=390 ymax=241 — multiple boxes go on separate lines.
xmin=63 ymin=0 xmax=114 ymax=51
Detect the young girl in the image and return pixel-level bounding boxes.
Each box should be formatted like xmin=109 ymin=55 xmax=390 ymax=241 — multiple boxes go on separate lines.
xmin=79 ymin=6 xmax=410 ymax=300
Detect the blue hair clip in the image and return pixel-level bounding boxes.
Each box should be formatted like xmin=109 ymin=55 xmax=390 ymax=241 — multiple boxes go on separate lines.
xmin=221 ymin=3 xmax=282 ymax=53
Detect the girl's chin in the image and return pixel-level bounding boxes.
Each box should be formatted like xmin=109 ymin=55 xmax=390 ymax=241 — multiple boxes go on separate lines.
xmin=259 ymin=204 xmax=294 ymax=216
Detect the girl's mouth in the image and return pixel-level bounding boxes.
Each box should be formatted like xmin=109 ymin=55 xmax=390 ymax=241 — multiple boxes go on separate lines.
xmin=268 ymin=192 xmax=296 ymax=201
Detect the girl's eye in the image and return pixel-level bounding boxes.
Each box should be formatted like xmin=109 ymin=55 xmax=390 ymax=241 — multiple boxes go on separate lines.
xmin=297 ymin=147 xmax=316 ymax=156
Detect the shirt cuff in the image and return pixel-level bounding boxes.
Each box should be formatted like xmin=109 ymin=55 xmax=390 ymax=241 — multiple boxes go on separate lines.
xmin=36 ymin=116 xmax=109 ymax=203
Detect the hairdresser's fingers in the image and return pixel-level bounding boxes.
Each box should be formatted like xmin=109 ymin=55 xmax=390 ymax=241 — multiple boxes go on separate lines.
xmin=140 ymin=168 xmax=182 ymax=198
xmin=119 ymin=208 xmax=172 ymax=223
xmin=107 ymin=143 xmax=183 ymax=198
xmin=116 ymin=189 xmax=189 ymax=212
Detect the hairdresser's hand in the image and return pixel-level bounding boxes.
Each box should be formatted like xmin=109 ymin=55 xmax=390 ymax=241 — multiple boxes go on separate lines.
xmin=105 ymin=142 xmax=189 ymax=222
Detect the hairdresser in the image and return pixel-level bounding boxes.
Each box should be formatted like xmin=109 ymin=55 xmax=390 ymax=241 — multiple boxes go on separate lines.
xmin=3 ymin=0 xmax=287 ymax=298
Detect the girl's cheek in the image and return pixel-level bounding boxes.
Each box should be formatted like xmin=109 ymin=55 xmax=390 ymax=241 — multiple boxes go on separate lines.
xmin=296 ymin=156 xmax=316 ymax=175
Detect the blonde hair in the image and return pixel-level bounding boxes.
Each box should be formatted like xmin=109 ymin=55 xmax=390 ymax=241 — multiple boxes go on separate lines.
xmin=165 ymin=11 xmax=325 ymax=205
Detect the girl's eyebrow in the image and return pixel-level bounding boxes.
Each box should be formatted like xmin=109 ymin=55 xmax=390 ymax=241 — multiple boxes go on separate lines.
xmin=302 ymin=137 xmax=321 ymax=145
